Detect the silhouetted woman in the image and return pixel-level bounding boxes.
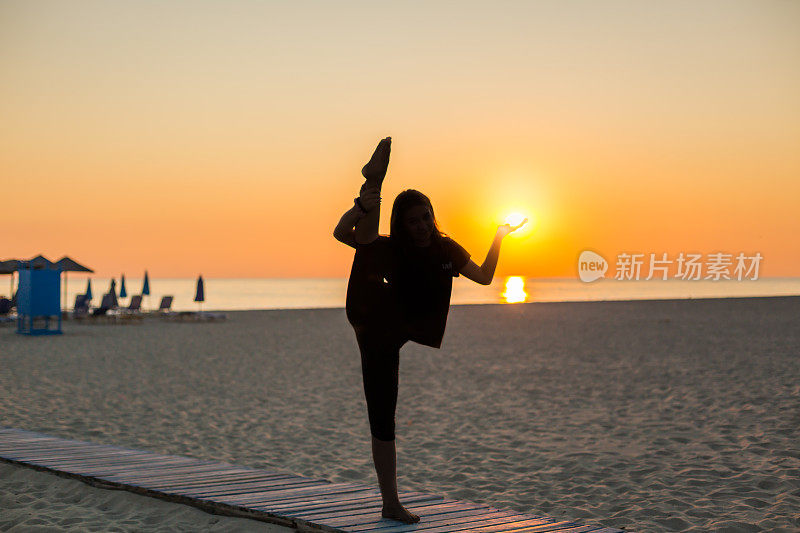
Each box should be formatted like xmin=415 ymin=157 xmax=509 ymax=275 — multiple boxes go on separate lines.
xmin=333 ymin=137 xmax=524 ymax=523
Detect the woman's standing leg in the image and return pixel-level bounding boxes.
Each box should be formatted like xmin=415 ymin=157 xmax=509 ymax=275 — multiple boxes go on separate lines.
xmin=357 ymin=331 xmax=420 ymax=523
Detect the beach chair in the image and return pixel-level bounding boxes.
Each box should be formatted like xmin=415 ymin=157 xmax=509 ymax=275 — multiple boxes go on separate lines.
xmin=123 ymin=295 xmax=143 ymax=313
xmin=155 ymin=296 xmax=174 ymax=315
xmin=118 ymin=295 xmax=144 ymax=322
xmin=91 ymin=293 xmax=115 ymax=318
xmin=0 ymin=297 xmax=13 ymax=324
xmin=72 ymin=294 xmax=90 ymax=320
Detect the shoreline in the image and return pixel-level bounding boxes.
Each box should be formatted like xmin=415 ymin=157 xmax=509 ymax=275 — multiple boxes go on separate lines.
xmin=166 ymin=293 xmax=800 ymax=314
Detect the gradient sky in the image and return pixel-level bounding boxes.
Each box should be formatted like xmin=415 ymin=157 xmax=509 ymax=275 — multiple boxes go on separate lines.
xmin=2 ymin=1 xmax=798 ymax=278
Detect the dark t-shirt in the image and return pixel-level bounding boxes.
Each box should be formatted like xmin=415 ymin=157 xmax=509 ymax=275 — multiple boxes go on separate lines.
xmin=345 ymin=235 xmax=470 ymax=349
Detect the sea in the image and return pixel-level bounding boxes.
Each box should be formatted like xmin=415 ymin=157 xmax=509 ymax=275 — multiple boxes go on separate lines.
xmin=45 ymin=276 xmax=800 ymax=312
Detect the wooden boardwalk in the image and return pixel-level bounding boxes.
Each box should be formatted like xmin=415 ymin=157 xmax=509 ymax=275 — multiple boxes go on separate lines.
xmin=0 ymin=428 xmax=624 ymax=533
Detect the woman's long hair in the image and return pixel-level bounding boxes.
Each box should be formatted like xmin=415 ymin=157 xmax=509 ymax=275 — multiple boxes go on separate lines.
xmin=389 ymin=189 xmax=446 ymax=250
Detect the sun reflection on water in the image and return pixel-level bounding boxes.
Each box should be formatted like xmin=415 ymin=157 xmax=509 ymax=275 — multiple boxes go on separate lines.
xmin=502 ymin=276 xmax=527 ymax=303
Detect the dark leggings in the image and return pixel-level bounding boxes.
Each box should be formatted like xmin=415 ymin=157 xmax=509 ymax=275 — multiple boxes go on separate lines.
xmin=354 ymin=327 xmax=407 ymax=442
xmin=347 ymin=238 xmax=408 ymax=441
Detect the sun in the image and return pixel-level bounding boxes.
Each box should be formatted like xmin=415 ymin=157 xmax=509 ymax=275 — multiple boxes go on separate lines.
xmin=504 ymin=211 xmax=535 ymax=235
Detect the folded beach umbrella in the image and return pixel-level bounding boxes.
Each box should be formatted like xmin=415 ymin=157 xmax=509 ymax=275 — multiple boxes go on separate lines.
xmin=142 ymin=271 xmax=150 ymax=296
xmin=85 ymin=278 xmax=93 ymax=301
xmin=194 ymin=275 xmax=205 ymax=302
xmin=109 ymin=278 xmax=118 ymax=308
xmin=194 ymin=275 xmax=204 ymax=313
xmin=120 ymin=274 xmax=128 ymax=298
xmin=56 ymin=256 xmax=93 ymax=310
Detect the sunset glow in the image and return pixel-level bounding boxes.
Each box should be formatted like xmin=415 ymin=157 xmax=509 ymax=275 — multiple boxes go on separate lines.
xmin=1 ymin=2 xmax=798 ymax=278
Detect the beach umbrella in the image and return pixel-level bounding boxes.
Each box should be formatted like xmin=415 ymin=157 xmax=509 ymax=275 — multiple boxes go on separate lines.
xmin=141 ymin=270 xmax=151 ymax=312
xmin=109 ymin=278 xmax=118 ymax=307
xmin=120 ymin=274 xmax=128 ymax=298
xmin=0 ymin=259 xmax=19 ymax=275
xmin=194 ymin=275 xmax=205 ymax=313
xmin=55 ymin=256 xmax=93 ymax=273
xmin=85 ymin=278 xmax=93 ymax=301
xmin=55 ymin=256 xmax=93 ymax=310
xmin=29 ymin=255 xmax=55 ymax=269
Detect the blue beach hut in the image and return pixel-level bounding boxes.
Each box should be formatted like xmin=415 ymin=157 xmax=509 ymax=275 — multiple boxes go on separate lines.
xmin=16 ymin=260 xmax=62 ymax=335
xmin=85 ymin=278 xmax=93 ymax=301
xmin=119 ymin=274 xmax=127 ymax=299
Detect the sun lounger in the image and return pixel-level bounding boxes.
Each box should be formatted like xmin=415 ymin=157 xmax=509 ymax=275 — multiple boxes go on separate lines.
xmin=0 ymin=297 xmax=13 ymax=324
xmin=72 ymin=294 xmax=90 ymax=320
xmin=154 ymin=295 xmax=174 ymax=316
xmin=89 ymin=293 xmax=118 ymax=323
xmin=122 ymin=295 xmax=143 ymax=314
xmin=116 ymin=295 xmax=145 ymax=322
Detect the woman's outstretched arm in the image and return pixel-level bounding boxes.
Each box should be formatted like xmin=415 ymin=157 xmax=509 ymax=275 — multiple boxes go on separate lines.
xmin=333 ymin=188 xmax=381 ymax=248
xmin=333 ymin=203 xmax=363 ymax=248
xmin=459 ymin=220 xmax=527 ymax=285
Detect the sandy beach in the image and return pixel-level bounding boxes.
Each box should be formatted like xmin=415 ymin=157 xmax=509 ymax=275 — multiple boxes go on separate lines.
xmin=1 ymin=297 xmax=798 ymax=532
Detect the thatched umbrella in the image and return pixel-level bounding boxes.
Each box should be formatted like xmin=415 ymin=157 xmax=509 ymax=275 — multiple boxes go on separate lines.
xmin=29 ymin=255 xmax=55 ymax=269
xmin=0 ymin=260 xmax=19 ymax=274
xmin=55 ymin=256 xmax=93 ymax=310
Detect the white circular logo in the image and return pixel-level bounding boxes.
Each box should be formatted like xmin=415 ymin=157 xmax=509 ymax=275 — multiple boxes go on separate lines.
xmin=578 ymin=250 xmax=607 ymax=283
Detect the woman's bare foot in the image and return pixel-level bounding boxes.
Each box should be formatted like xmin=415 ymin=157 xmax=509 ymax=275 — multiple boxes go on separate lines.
xmin=362 ymin=137 xmax=391 ymax=187
xmin=382 ymin=503 xmax=420 ymax=524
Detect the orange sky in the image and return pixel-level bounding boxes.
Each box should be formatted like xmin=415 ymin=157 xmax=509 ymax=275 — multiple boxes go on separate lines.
xmin=2 ymin=1 xmax=799 ymax=278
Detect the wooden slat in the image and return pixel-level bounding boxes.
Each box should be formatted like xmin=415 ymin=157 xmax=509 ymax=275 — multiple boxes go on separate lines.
xmin=299 ymin=500 xmax=477 ymax=522
xmin=177 ymin=478 xmax=327 ymax=498
xmin=349 ymin=507 xmax=531 ymax=533
xmin=266 ymin=491 xmax=430 ymax=515
xmin=253 ymin=487 xmax=381 ymax=510
xmin=293 ymin=493 xmax=451 ymax=521
xmin=0 ymin=427 xmax=625 ymax=533
xmin=148 ymin=472 xmax=292 ymax=490
xmin=97 ymin=463 xmax=238 ymax=480
xmin=218 ymin=482 xmax=363 ymax=504
xmin=319 ymin=500 xmax=496 ymax=529
xmin=376 ymin=508 xmax=523 ymax=532
xmin=17 ymin=453 xmax=181 ymax=469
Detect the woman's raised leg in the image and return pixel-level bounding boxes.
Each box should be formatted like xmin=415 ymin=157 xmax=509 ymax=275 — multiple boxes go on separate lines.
xmin=354 ymin=137 xmax=390 ymax=244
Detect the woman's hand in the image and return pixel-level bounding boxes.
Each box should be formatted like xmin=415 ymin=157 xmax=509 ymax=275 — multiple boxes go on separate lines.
xmin=497 ymin=218 xmax=527 ymax=238
xmin=359 ymin=185 xmax=381 ymax=212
